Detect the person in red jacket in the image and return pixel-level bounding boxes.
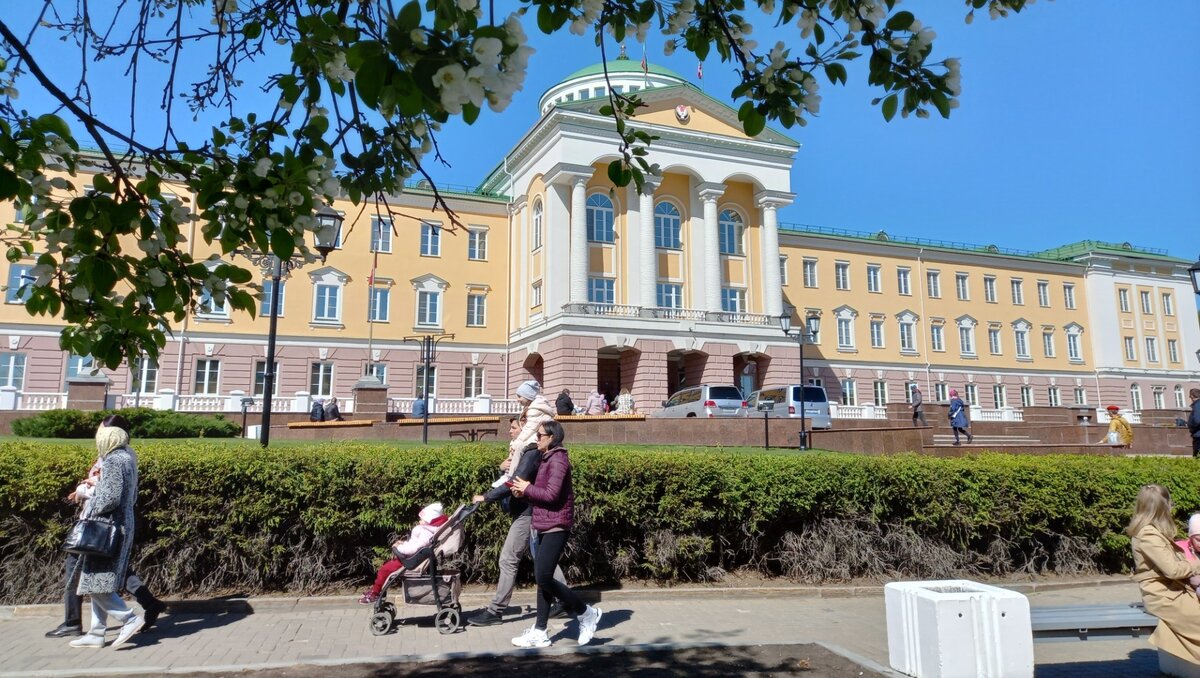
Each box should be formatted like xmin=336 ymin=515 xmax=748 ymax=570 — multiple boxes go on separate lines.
xmin=508 ymin=420 xmax=602 ymax=648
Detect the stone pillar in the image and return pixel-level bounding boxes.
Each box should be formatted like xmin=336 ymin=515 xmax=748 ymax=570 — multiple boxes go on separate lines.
xmin=569 ymin=176 xmax=589 ymax=304
xmin=631 ymin=339 xmax=671 ymax=414
xmin=0 ymin=386 xmax=16 ymax=410
xmin=544 ymin=163 xmax=594 ymax=314
xmin=353 ymin=376 xmax=389 ymax=421
xmin=697 ymin=183 xmax=726 ymax=313
xmin=511 ymin=197 xmax=528 ymax=327
xmin=155 ymin=389 xmax=177 ymax=411
xmin=67 ymin=376 xmax=111 ymax=411
xmin=755 ymin=190 xmax=794 ymax=317
xmin=638 ymin=178 xmax=661 ymax=309
xmin=293 ymin=391 xmax=311 ymax=414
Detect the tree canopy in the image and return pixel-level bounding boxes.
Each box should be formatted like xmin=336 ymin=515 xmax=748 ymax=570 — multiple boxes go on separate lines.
xmin=0 ymin=0 xmax=1034 ymax=367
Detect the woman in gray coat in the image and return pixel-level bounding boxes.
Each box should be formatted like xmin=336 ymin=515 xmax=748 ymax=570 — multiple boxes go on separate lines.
xmin=69 ymin=416 xmax=145 ymax=649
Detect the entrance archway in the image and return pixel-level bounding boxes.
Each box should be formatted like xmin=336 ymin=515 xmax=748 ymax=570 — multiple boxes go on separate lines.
xmin=666 ymin=349 xmax=708 ymax=395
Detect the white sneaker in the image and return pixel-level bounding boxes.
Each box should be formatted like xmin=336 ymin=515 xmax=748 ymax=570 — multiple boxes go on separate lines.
xmin=577 ymin=605 xmax=602 ymax=645
xmin=69 ymin=634 xmax=105 ymax=649
xmin=111 ymin=614 xmax=144 ymax=650
xmin=511 ymin=626 xmax=551 ymax=648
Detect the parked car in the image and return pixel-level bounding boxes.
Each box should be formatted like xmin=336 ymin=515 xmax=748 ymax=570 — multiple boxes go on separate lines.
xmin=653 ymin=385 xmax=746 ymax=418
xmin=745 ymin=385 xmax=833 ymax=429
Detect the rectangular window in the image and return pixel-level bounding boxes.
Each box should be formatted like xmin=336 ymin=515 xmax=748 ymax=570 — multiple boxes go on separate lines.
xmin=531 ymin=281 xmax=543 ymax=308
xmin=873 ymin=381 xmax=888 ymax=406
xmin=198 ymin=288 xmax=229 ymax=317
xmin=420 ymin=222 xmax=441 ymax=256
xmin=1047 ymin=387 xmax=1061 ymax=407
xmin=840 ymin=378 xmax=857 ymax=406
xmin=870 ymin=319 xmax=884 ymax=348
xmin=414 ymin=365 xmax=436 ymax=398
xmin=1067 ymin=333 xmax=1082 ymax=361
xmin=1140 ymin=290 xmax=1152 ymax=315
xmin=253 ymin=360 xmax=280 ymax=396
xmin=1014 ymin=329 xmax=1029 ymax=358
xmin=466 ymin=293 xmax=486 ymax=326
xmin=66 ymin=355 xmax=95 ymax=383
xmin=309 ymin=362 xmax=334 ymax=397
xmin=983 ymin=276 xmax=997 ymax=303
xmin=1063 ymin=283 xmax=1076 ymax=310
xmin=1037 ymin=281 xmax=1049 ymax=307
xmin=866 ymin=264 xmax=881 ymax=293
xmin=588 ymin=202 xmax=615 ymax=243
xmin=1011 ymin=279 xmax=1024 ymax=305
xmin=992 ymin=384 xmax=1007 ymax=408
xmin=365 ymin=362 xmax=387 ymax=384
xmin=314 ymin=284 xmax=340 ymax=321
xmin=988 ymin=328 xmax=1002 ymax=355
xmin=955 ymin=273 xmax=969 ymax=301
xmin=965 ymin=383 xmax=978 ymax=405
xmin=926 ymin=271 xmax=941 ymax=298
xmin=803 ymin=259 xmax=818 ymax=288
xmin=897 ymin=268 xmax=911 ymax=296
xmin=835 ymin=262 xmax=850 ymax=290
xmin=1162 ymin=293 xmax=1174 ymax=316
xmin=0 ymin=353 xmax=26 ymax=389
xmin=1154 ymin=388 xmax=1166 ymax=410
xmin=935 ymin=383 xmax=948 ymax=402
xmin=194 ymin=359 xmax=220 ymax=395
xmin=369 ymin=287 xmax=390 ymax=322
xmin=779 ymin=256 xmax=788 ymax=286
xmin=837 ymin=317 xmax=854 ymax=349
xmin=1178 ymin=387 xmax=1187 ymax=409
xmin=959 ymin=326 xmax=975 ymax=355
xmin=1124 ymin=336 xmax=1136 ymax=361
xmin=657 ymin=283 xmax=683 ymax=309
xmin=463 ymin=366 xmax=485 ymax=398
xmin=1168 ymin=339 xmax=1180 ymax=363
xmin=588 ymin=277 xmax=614 ymax=305
xmin=5 ymin=263 xmax=33 ymax=303
xmin=899 ymin=322 xmax=915 ymax=352
xmin=417 ymin=290 xmax=441 ymax=326
xmin=1132 ymin=386 xmax=1143 ymax=411
xmin=468 ymin=229 xmax=488 ymax=260
xmin=1021 ymin=385 xmax=1033 ymax=407
xmin=904 ymin=382 xmax=917 ymax=404
xmin=930 ymin=324 xmax=945 ymax=352
xmin=1074 ymin=387 xmax=1088 ymax=406
xmin=1118 ymin=288 xmax=1130 ymax=312
xmin=370 ymin=216 xmax=392 ymax=253
xmin=260 ymin=280 xmax=285 ymax=317
xmin=1042 ymin=332 xmax=1055 ymax=358
xmin=721 ymin=288 xmax=746 ymax=313
xmin=131 ymin=357 xmax=158 ymax=394
xmin=1145 ymin=337 xmax=1158 ymax=363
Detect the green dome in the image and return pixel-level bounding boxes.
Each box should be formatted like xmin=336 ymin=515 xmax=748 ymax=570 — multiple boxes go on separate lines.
xmin=562 ymin=59 xmax=687 ymax=83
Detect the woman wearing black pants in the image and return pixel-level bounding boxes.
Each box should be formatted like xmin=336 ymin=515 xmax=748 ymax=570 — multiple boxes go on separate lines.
xmin=508 ymin=420 xmax=602 ymax=648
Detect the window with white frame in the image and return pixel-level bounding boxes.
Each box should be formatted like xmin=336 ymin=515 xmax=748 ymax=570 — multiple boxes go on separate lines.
xmin=926 ymin=270 xmax=941 ymax=298
xmin=131 ymin=356 xmax=158 ymax=394
xmin=983 ymin=276 xmax=997 ymax=303
xmin=1153 ymin=387 xmax=1166 ymax=410
xmin=958 ymin=317 xmax=977 ymax=356
xmin=988 ymin=326 xmax=1002 ymax=355
xmin=1168 ymin=339 xmax=1180 ymax=363
xmin=1067 ymin=331 xmax=1082 ymax=361
xmin=992 ymin=384 xmax=1007 ymax=408
xmin=1140 ymin=290 xmax=1152 ymax=315
xmin=1145 ymin=337 xmax=1159 ymax=363
xmin=718 ymin=210 xmax=744 ymax=255
xmin=468 ymin=227 xmax=488 ymax=260
xmin=1074 ymin=387 xmax=1087 ymax=406
xmin=310 ymin=361 xmax=334 ymax=397
xmin=1037 ymin=281 xmax=1049 ymax=307
xmin=1042 ymin=330 xmax=1055 ymax=358
xmin=309 ymin=267 xmax=348 ymax=324
xmin=935 ymin=382 xmax=948 ymax=402
xmin=870 ymin=319 xmax=884 ymax=348
xmin=466 ymin=293 xmax=487 ymax=326
xmin=965 ymin=383 xmax=978 ymax=405
xmin=197 ymin=286 xmax=231 ymax=317
xmin=531 ymin=281 xmax=543 ymax=308
xmin=369 ymin=287 xmax=390 ymax=322
xmin=897 ymin=267 xmax=911 ymax=295
xmin=1021 ymin=385 xmax=1033 ymax=407
xmin=803 ymin=258 xmax=818 ymax=288
xmin=1047 ymin=386 xmax=1061 ymax=407
xmin=835 ymin=262 xmax=850 ymax=290
xmin=6 ymin=263 xmax=33 ymax=303
xmin=1063 ymin=283 xmax=1076 ymax=309
xmin=417 ymin=290 xmax=441 ymax=326
xmin=1131 ymin=384 xmax=1143 ymax=410
xmin=873 ymin=380 xmax=888 ymax=406
xmin=657 ymin=283 xmax=683 ymax=309
xmin=898 ymin=312 xmax=917 ymax=353
xmin=1013 ymin=322 xmax=1030 ymax=359
xmin=1118 ymin=288 xmax=1130 ymax=312
xmin=840 ymin=378 xmax=857 ymax=406
xmin=955 ymin=273 xmax=969 ymax=300
xmin=365 ymin=362 xmax=387 ymax=384
xmin=1124 ymin=336 xmax=1136 ymax=361
xmin=1011 ymin=278 xmax=1024 ymax=305
xmin=415 ymin=365 xmax=436 ymax=398
xmin=66 ymin=354 xmax=96 ymax=383
xmin=1176 ymin=385 xmax=1187 ymax=409
xmin=930 ymin=323 xmax=945 ymax=352
xmin=0 ymin=353 xmax=26 ymax=389
xmin=588 ymin=277 xmax=614 ymax=305
xmin=260 ymin=280 xmax=285 ymax=317
xmin=531 ymin=200 xmax=543 ymax=251
xmin=371 ymin=216 xmax=393 ymax=253
xmin=835 ymin=308 xmax=856 ymax=349
xmin=722 ymin=288 xmax=746 ymax=313
xmin=194 ymin=359 xmax=220 ymax=395
xmin=904 ymin=381 xmax=917 ymax=404
xmin=779 ymin=256 xmax=788 ymax=285
xmin=1162 ymin=293 xmax=1174 ymax=316
xmin=253 ymin=360 xmax=280 ymax=396
xmin=654 ymin=202 xmax=682 ymax=249
xmin=867 ymin=264 xmax=881 ymax=293
xmin=463 ymin=366 xmax=485 ymax=398
xmin=420 ymin=221 xmax=441 ymax=256
xmin=587 ymin=194 xmax=616 ymax=243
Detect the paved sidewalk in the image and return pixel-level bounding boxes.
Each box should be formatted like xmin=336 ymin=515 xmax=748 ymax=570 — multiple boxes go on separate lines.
xmin=0 ymin=580 xmax=1159 ymax=677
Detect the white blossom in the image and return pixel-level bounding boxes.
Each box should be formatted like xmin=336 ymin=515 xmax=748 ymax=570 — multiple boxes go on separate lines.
xmin=410 ymin=29 xmax=427 ymax=46
xmin=455 ymin=0 xmax=477 ymax=10
xmin=253 ymin=158 xmax=272 ymax=177
xmin=472 ymin=37 xmax=503 ymax=67
xmin=71 ymin=285 xmax=91 ymax=300
xmin=324 ymin=51 xmax=355 ymax=82
xmin=663 ymin=40 xmax=676 ymax=57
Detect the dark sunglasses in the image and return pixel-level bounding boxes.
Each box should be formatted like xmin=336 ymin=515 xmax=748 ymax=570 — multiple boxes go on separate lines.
xmin=536 ymin=432 xmax=551 ymax=439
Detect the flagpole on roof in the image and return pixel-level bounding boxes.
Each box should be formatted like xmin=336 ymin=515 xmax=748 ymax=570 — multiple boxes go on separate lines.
xmin=641 ymin=43 xmax=648 ymax=87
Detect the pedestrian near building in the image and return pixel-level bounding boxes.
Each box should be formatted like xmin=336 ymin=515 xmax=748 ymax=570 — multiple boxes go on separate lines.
xmin=411 ymin=396 xmax=427 ymax=418
xmin=308 ymin=399 xmax=325 ymax=422
xmin=323 ymin=396 xmax=344 ymax=421
xmin=555 ymin=389 xmax=574 ymax=416
xmin=948 ymin=389 xmax=972 ymax=446
xmin=1106 ymin=405 xmax=1133 ymax=448
xmin=911 ymin=386 xmax=928 ymax=427
xmin=1188 ymin=389 xmax=1200 ymax=459
xmin=1127 ymin=484 xmax=1200 ymax=664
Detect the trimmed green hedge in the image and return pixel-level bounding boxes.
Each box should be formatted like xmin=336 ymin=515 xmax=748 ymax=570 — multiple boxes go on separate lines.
xmin=0 ymin=441 xmax=1191 ymax=604
xmin=10 ymin=408 xmax=241 ymax=438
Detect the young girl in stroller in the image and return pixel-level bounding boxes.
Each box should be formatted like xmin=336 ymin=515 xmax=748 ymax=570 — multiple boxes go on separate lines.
xmin=359 ymin=502 xmax=448 ymax=605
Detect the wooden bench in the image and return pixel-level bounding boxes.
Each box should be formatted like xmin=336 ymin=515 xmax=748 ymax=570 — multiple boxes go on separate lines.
xmin=286 ymin=419 xmax=374 ymax=429
xmin=449 ymin=428 xmax=498 ymax=442
xmin=1030 ymin=603 xmax=1157 ymax=641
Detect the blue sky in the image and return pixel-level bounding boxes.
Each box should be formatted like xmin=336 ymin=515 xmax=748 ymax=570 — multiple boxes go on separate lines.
xmin=7 ymin=1 xmax=1199 ymax=258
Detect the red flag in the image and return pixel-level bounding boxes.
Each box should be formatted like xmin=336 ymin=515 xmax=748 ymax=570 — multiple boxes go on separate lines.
xmin=697 ymin=61 xmax=703 ymax=80
xmin=641 ymin=53 xmax=647 ymax=75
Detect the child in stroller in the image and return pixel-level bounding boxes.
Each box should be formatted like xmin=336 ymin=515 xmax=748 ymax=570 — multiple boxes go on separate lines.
xmin=363 ymin=502 xmax=477 ymax=636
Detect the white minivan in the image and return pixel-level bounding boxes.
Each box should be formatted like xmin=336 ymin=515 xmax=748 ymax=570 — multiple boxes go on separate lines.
xmin=745 ymin=385 xmax=833 ymax=429
xmin=653 ymin=385 xmax=747 ymax=418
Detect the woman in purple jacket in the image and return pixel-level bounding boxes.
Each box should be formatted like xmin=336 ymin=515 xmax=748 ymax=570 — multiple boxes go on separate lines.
xmin=508 ymin=420 xmax=602 ymax=648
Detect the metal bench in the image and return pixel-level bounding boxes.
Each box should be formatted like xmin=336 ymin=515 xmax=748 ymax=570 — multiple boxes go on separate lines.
xmin=1030 ymin=603 xmax=1158 ymax=641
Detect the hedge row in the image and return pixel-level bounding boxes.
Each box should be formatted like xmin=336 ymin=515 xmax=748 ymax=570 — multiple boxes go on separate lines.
xmin=1 ymin=441 xmax=1192 ymax=604
xmin=10 ymin=408 xmax=241 ymax=439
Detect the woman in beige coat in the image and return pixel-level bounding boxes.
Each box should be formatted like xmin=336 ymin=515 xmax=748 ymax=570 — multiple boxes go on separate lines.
xmin=1128 ymin=484 xmax=1200 ymax=663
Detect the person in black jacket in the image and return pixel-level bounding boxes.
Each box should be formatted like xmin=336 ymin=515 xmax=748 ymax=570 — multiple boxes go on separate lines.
xmin=1189 ymin=388 xmax=1200 ymax=458
xmin=467 ymin=416 xmax=567 ymax=626
xmin=555 ymin=389 xmax=574 ymax=416
xmin=309 ymin=399 xmax=325 ymax=422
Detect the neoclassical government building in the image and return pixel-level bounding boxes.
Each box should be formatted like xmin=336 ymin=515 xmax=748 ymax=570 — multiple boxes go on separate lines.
xmin=3 ymin=59 xmax=1198 ymax=418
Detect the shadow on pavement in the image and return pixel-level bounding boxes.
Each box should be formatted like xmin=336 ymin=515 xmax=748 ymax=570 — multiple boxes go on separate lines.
xmin=126 ymin=611 xmax=246 ymax=649
xmin=1034 ymin=647 xmax=1160 ymax=678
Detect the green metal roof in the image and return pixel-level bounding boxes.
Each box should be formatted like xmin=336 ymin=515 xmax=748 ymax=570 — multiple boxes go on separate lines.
xmin=1033 ymin=240 xmax=1186 ymax=263
xmin=562 ymin=59 xmax=687 ymax=83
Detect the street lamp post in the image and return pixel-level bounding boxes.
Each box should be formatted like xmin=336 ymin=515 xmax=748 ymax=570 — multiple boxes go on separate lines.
xmin=779 ymin=310 xmax=821 ymax=451
xmin=403 ymin=333 xmax=455 ymax=445
xmin=237 ymin=206 xmax=341 ymax=448
xmin=1188 ymin=254 xmax=1200 ymax=295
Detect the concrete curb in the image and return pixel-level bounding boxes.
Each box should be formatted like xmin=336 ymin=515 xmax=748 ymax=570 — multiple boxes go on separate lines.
xmin=0 ymin=577 xmax=1130 ymax=620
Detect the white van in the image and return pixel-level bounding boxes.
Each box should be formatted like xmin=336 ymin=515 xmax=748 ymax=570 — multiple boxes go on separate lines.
xmin=745 ymin=385 xmax=833 ymax=429
xmin=653 ymin=385 xmax=746 ymax=418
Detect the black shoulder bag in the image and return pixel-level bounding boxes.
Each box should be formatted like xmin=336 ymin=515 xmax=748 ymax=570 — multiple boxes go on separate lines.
xmin=63 ymin=516 xmax=121 ymax=558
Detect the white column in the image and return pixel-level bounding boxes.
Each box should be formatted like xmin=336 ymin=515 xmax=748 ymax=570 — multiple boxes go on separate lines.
xmin=697 ymin=183 xmax=725 ymax=313
xmin=639 ymin=179 xmax=660 ymax=309
xmin=569 ymin=177 xmax=589 ymax=304
xmin=760 ymin=202 xmax=783 ymax=316
xmin=512 ymin=198 xmax=528 ymax=327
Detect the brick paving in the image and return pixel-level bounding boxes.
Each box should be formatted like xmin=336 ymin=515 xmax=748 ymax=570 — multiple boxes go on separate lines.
xmin=0 ymin=580 xmax=1167 ymax=677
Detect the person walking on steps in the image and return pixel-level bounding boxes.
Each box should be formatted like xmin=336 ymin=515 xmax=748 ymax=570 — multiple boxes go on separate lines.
xmin=1187 ymin=389 xmax=1200 ymax=459
xmin=948 ymin=389 xmax=973 ymax=446
xmin=1105 ymin=405 xmax=1134 ymax=449
xmin=911 ymin=386 xmax=928 ymax=427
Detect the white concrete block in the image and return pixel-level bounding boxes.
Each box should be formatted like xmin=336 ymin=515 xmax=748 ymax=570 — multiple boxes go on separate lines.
xmin=885 ymin=579 xmax=1033 ymax=678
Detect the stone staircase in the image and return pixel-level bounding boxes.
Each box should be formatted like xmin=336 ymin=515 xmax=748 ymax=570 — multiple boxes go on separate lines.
xmin=930 ymin=433 xmax=1042 ymax=447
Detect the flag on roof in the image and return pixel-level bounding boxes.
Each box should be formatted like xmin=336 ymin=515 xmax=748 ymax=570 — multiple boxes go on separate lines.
xmin=641 ymin=52 xmax=647 ymax=75
xmin=697 ymin=61 xmax=703 ymax=80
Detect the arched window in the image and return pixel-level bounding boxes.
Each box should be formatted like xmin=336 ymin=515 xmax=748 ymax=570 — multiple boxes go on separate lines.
xmin=586 ymin=194 xmax=614 ymax=243
xmin=531 ymin=200 xmax=543 ymax=251
xmin=654 ymin=201 xmax=681 ymax=249
xmin=718 ymin=209 xmax=744 ymax=255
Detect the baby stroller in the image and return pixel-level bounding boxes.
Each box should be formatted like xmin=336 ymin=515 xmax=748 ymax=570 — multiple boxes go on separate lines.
xmin=368 ymin=503 xmax=477 ymax=636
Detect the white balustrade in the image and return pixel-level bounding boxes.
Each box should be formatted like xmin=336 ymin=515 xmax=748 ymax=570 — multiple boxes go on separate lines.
xmin=389 ymin=397 xmax=521 ymax=415
xmin=1097 ymin=409 xmax=1141 ymax=425
xmin=176 ymin=394 xmax=225 ymax=412
xmin=15 ymin=392 xmax=68 ymax=410
xmin=830 ymin=404 xmax=888 ymax=420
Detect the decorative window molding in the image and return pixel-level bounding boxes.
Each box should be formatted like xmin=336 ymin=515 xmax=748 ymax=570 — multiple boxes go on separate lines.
xmin=309 ymin=266 xmax=350 ymax=327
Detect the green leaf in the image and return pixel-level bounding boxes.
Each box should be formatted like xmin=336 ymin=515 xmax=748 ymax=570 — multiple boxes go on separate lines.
xmin=607 ymin=159 xmax=624 ymax=186
xmin=886 ymin=11 xmax=915 ymax=31
xmin=0 ymin=166 xmax=17 ymax=201
xmin=537 ymin=4 xmax=554 ymax=34
xmin=461 ymin=102 xmax=480 ymax=125
xmin=354 ymin=54 xmax=386 ymax=109
xmin=882 ymin=94 xmax=898 ymax=122
xmin=742 ymin=108 xmax=766 ymax=137
xmin=930 ymin=90 xmax=951 ymax=118
xmin=242 ymin=21 xmax=262 ymax=39
xmin=398 ymin=0 xmax=421 ymax=30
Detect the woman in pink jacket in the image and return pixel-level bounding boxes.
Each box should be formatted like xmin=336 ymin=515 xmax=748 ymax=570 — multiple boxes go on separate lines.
xmin=509 ymin=420 xmax=602 ymax=648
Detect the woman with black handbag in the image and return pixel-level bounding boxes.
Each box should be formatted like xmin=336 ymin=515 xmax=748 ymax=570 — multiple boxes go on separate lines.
xmin=66 ymin=416 xmax=144 ymax=649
